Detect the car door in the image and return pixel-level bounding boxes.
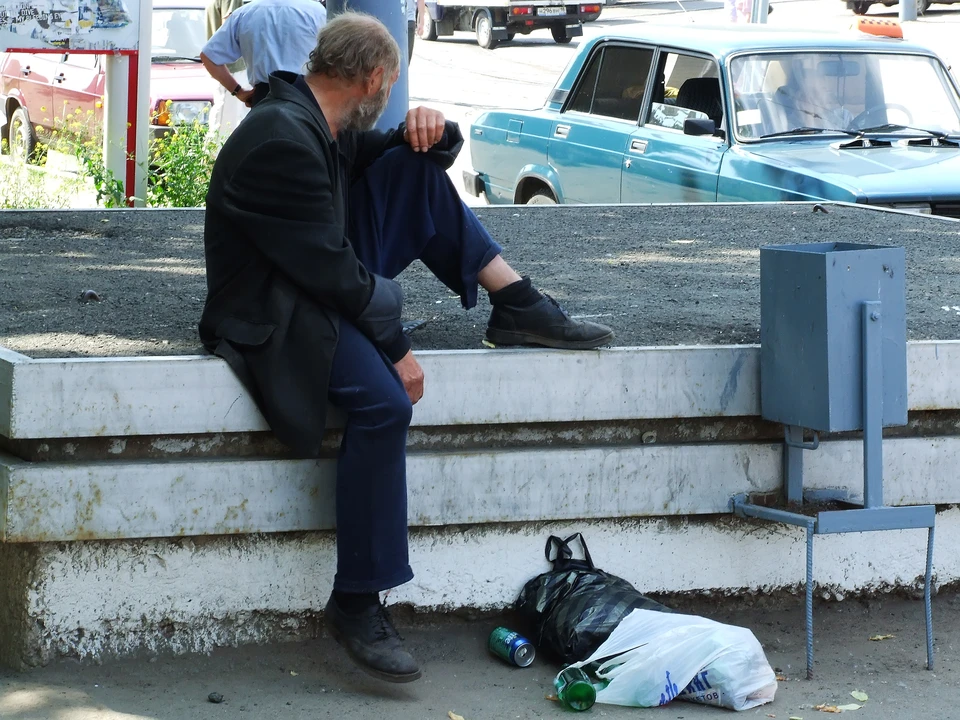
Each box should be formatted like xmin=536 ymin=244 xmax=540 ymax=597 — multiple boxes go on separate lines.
xmin=3 ymin=52 xmax=60 ymax=132
xmin=621 ymin=50 xmax=728 ymax=204
xmin=52 ymin=52 xmax=103 ymax=139
xmin=548 ymin=43 xmax=655 ymax=204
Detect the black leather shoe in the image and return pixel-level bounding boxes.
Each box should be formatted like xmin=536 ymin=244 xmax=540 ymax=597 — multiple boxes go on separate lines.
xmin=324 ymin=594 xmax=422 ymax=683
xmin=486 ymin=294 xmax=614 ymax=350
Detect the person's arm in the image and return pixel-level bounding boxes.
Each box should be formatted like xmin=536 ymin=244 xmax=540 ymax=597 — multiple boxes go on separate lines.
xmin=201 ymin=15 xmax=255 ymax=102
xmin=221 ymin=137 xmax=410 ymax=360
xmin=200 ymin=52 xmax=255 ymax=104
xmin=345 ymin=109 xmax=463 ymax=178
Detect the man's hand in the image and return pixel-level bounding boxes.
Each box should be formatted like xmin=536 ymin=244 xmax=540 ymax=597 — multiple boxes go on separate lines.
xmin=394 ymin=349 xmax=425 ymax=405
xmin=236 ymin=87 xmax=255 ymax=107
xmin=403 ymin=106 xmax=445 ymax=152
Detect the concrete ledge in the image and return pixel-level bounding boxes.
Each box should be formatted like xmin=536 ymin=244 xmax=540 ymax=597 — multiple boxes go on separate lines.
xmin=4 ymin=436 xmax=960 ymax=542
xmin=3 ymin=341 xmax=960 ymax=439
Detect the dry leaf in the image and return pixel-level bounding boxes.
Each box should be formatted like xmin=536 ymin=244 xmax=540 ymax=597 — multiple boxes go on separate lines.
xmin=869 ymin=634 xmax=895 ymax=641
xmin=545 ymin=694 xmax=559 ymax=703
xmin=767 ymin=715 xmax=777 ymax=718
xmin=836 ymin=704 xmax=862 ymax=711
xmin=814 ymin=704 xmax=841 ymax=713
xmin=448 ymin=712 xmax=465 ymax=720
xmin=776 ymin=674 xmax=787 ymax=681
xmin=289 ymin=671 xmax=298 ymax=677
xmin=851 ymin=691 xmax=868 ymax=702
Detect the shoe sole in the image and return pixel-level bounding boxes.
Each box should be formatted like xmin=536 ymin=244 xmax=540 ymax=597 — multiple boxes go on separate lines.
xmin=485 ymin=327 xmax=615 ymax=350
xmin=327 ymin=620 xmax=423 ymax=684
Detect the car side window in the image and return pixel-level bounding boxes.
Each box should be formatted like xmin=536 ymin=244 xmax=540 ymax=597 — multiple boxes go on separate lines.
xmin=567 ymin=45 xmax=655 ymax=122
xmin=61 ymin=53 xmax=99 ymax=70
xmin=647 ymin=52 xmax=723 ymax=132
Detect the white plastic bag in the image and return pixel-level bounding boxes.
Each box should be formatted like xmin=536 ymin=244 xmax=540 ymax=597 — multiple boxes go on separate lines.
xmin=568 ymin=608 xmax=778 ymax=711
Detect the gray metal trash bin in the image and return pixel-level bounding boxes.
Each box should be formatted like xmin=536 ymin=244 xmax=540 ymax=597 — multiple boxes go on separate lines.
xmin=760 ymin=242 xmax=907 ymax=432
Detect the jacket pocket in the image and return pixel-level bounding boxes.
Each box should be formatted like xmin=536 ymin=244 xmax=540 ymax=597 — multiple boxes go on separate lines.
xmin=215 ymin=317 xmax=276 ymax=347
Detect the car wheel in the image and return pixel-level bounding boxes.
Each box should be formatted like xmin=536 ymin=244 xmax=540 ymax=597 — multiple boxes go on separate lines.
xmin=917 ymin=0 xmax=930 ymax=13
xmin=8 ymin=107 xmax=39 ymax=164
xmin=476 ymin=11 xmax=497 ymax=49
xmin=526 ymin=189 xmax=557 ymax=205
xmin=551 ymin=25 xmax=572 ymax=44
xmin=852 ymin=0 xmax=870 ymax=12
xmin=417 ymin=8 xmax=438 ymax=41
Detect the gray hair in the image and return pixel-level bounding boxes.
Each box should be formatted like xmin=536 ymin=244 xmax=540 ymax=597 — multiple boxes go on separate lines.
xmin=306 ymin=11 xmax=401 ymax=83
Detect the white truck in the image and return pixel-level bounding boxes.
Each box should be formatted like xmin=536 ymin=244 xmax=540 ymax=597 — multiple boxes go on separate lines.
xmin=417 ymin=0 xmax=603 ymax=49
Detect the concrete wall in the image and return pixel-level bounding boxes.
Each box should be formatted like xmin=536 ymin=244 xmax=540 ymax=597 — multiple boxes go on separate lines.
xmin=2 ymin=342 xmax=960 ymax=666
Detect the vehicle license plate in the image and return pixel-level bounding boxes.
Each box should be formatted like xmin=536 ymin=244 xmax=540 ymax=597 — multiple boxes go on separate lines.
xmin=538 ymin=6 xmax=565 ymax=15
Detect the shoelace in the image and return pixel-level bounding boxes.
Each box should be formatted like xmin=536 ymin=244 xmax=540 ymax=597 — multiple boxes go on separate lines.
xmin=541 ymin=292 xmax=571 ymax=319
xmin=373 ymin=604 xmax=403 ymax=642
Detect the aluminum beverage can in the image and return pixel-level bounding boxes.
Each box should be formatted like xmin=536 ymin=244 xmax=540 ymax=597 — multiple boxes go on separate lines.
xmin=488 ymin=626 xmax=535 ymax=667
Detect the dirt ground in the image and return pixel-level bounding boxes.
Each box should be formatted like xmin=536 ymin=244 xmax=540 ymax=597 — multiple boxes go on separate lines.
xmin=1 ymin=205 xmax=959 ymax=358
xmin=1 ymin=590 xmax=957 ymax=720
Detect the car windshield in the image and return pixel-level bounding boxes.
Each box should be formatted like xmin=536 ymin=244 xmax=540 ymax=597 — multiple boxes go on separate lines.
xmin=152 ymin=7 xmax=206 ymax=61
xmin=729 ymin=51 xmax=960 ymax=141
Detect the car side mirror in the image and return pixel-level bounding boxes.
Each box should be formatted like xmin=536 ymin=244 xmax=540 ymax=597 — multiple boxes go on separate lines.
xmin=683 ymin=117 xmax=719 ymax=137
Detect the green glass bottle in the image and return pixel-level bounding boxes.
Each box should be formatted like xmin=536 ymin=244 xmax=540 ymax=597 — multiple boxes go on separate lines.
xmin=554 ymin=666 xmax=597 ymax=711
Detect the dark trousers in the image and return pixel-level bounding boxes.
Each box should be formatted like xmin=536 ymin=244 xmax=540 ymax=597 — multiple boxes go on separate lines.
xmin=329 ymin=146 xmax=502 ymax=593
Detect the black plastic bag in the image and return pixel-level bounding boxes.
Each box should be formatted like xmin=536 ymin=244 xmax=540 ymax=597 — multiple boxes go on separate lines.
xmin=514 ymin=533 xmax=670 ymax=664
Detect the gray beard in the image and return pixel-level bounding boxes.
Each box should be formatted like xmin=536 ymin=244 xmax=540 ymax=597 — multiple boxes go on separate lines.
xmin=342 ymin=85 xmax=390 ymax=132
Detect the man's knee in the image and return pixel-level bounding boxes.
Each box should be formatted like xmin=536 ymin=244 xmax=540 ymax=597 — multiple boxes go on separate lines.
xmin=354 ymin=386 xmax=413 ymax=432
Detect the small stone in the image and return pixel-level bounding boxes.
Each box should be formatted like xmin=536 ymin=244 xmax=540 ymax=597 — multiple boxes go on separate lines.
xmin=79 ymin=289 xmax=101 ymax=302
xmin=208 ymin=692 xmax=224 ymax=704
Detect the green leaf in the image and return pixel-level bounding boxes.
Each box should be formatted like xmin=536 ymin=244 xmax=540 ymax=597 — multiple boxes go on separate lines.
xmin=851 ymin=691 xmax=868 ymax=702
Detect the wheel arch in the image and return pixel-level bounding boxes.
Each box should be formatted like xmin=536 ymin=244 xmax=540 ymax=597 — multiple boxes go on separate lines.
xmin=514 ymin=166 xmax=564 ymax=204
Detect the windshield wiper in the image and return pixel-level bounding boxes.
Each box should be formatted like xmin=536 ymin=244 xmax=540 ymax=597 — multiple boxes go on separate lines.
xmin=759 ymin=126 xmax=861 ymax=139
xmin=857 ymin=123 xmax=958 ymax=145
xmin=152 ymin=55 xmax=202 ymax=63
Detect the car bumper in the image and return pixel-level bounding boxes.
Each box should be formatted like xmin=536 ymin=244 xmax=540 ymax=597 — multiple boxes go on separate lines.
xmin=463 ymin=169 xmax=484 ymax=197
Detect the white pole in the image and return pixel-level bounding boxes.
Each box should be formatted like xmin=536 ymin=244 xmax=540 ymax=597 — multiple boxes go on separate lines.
xmin=133 ymin=0 xmax=152 ymax=205
xmin=900 ymin=0 xmax=918 ymax=22
xmin=102 ymin=54 xmax=129 ymax=197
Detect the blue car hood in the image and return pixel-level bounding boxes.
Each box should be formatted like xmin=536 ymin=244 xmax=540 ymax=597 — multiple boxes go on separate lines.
xmin=742 ymin=141 xmax=960 ymax=202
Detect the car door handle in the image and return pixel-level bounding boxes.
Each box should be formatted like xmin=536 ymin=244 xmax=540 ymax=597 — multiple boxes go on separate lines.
xmin=21 ymin=66 xmax=31 ymax=76
xmin=54 ymin=73 xmax=65 ymax=83
xmin=554 ymin=124 xmax=570 ymax=138
xmin=629 ymin=139 xmax=648 ymax=154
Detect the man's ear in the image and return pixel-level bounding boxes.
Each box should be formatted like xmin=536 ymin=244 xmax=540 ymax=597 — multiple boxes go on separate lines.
xmin=366 ymin=66 xmax=386 ymax=94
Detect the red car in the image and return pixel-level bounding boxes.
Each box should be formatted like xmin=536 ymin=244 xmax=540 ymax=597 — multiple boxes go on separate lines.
xmin=0 ymin=0 xmax=216 ymax=162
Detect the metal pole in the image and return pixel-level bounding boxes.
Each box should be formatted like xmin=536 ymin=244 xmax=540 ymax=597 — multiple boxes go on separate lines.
xmin=133 ymin=0 xmax=152 ymax=206
xmin=102 ymin=54 xmax=129 ymax=199
xmin=862 ymin=302 xmax=883 ymax=509
xmin=805 ymin=523 xmax=815 ymax=680
xmin=900 ymin=0 xmax=918 ymax=22
xmin=925 ymin=524 xmax=935 ymax=670
xmin=784 ymin=425 xmax=804 ymax=504
xmin=749 ymin=0 xmax=769 ymax=23
xmin=327 ymin=0 xmax=410 ymax=131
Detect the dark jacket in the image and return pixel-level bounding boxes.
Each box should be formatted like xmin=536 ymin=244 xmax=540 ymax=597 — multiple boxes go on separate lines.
xmin=200 ymin=71 xmax=462 ymax=456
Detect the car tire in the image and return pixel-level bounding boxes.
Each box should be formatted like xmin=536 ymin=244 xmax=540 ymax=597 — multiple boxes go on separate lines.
xmin=526 ymin=189 xmax=557 ymax=205
xmin=852 ymin=0 xmax=870 ymax=12
xmin=476 ymin=11 xmax=497 ymax=49
xmin=418 ymin=9 xmax=438 ymax=41
xmin=917 ymin=0 xmax=930 ymax=14
xmin=8 ymin=107 xmax=39 ymax=164
xmin=551 ymin=25 xmax=572 ymax=44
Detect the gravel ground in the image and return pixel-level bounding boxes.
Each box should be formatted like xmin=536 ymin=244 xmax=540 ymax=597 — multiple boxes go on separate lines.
xmin=1 ymin=204 xmax=959 ymax=358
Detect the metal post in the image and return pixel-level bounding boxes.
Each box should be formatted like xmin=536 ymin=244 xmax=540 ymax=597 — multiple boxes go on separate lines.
xmin=102 ymin=54 xmax=129 ymax=198
xmin=327 ymin=0 xmax=410 ymax=131
xmin=749 ymin=0 xmax=770 ymax=23
xmin=900 ymin=0 xmax=918 ymax=22
xmin=133 ymin=0 xmax=152 ymax=206
xmin=925 ymin=524 xmax=935 ymax=670
xmin=862 ymin=302 xmax=883 ymax=509
xmin=784 ymin=425 xmax=804 ymax=504
xmin=805 ymin=522 xmax=815 ymax=679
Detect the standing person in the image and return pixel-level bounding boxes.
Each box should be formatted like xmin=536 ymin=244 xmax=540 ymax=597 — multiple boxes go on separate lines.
xmin=205 ymin=0 xmax=250 ymax=138
xmin=199 ymin=0 xmax=327 ymax=109
xmin=200 ymin=11 xmax=613 ymax=685
xmin=407 ymin=0 xmax=416 ymax=63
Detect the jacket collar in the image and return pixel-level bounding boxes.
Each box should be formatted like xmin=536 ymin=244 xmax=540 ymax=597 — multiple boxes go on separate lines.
xmin=267 ymin=71 xmax=334 ymax=143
